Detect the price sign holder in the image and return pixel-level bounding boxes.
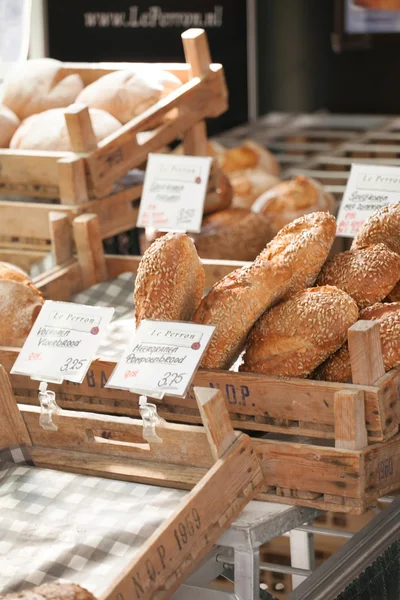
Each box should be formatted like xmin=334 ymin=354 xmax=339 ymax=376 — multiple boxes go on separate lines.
xmin=11 ymin=300 xmax=114 ymax=431
xmin=336 ymin=163 xmax=400 ymax=238
xmin=106 ymin=319 xmax=215 ymax=443
xmin=136 ymin=153 xmax=212 ymax=233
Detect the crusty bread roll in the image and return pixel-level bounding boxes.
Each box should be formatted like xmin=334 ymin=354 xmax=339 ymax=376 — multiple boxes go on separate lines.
xmin=0 ymin=582 xmax=96 ymax=600
xmin=10 ymin=107 xmax=121 ymax=151
xmin=240 ymin=286 xmax=358 ymax=378
xmin=134 ymin=233 xmax=205 ymax=326
xmin=352 ymin=201 xmax=400 ymax=255
xmin=0 ymin=105 xmax=19 ymax=147
xmin=230 ymin=169 xmax=280 ymax=209
xmin=315 ymin=302 xmax=400 ymax=383
xmin=193 ymin=212 xmax=336 ymax=369
xmin=220 ymin=140 xmax=280 ymax=177
xmin=192 ymin=208 xmax=272 ymax=261
xmin=316 ymin=243 xmax=400 ymax=308
xmin=76 ymin=68 xmax=180 ymax=124
xmin=0 ymin=265 xmax=44 ymax=347
xmin=2 ymin=58 xmax=84 ymax=120
xmin=252 ymin=175 xmax=335 ymax=235
xmin=203 ymin=170 xmax=233 ymax=215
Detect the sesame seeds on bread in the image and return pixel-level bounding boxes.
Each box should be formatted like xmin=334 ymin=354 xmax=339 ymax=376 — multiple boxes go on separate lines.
xmin=134 ymin=232 xmax=205 ymax=327
xmin=240 ymin=286 xmax=358 ymax=378
xmin=193 ymin=211 xmax=336 ymax=369
xmin=352 ymin=201 xmax=400 ymax=254
xmin=316 ymin=243 xmax=400 ymax=309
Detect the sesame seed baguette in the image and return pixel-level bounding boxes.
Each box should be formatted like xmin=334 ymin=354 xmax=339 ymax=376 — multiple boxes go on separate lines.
xmin=134 ymin=232 xmax=205 ymax=327
xmin=352 ymin=201 xmax=400 ymax=254
xmin=240 ymin=286 xmax=358 ymax=378
xmin=315 ymin=302 xmax=400 ymax=383
xmin=0 ymin=582 xmax=96 ymax=600
xmin=316 ymin=243 xmax=400 ymax=309
xmin=193 ymin=212 xmax=336 ymax=369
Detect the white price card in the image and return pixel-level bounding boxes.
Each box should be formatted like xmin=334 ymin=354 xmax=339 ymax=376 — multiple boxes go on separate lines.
xmin=336 ymin=164 xmax=400 ymax=238
xmin=106 ymin=319 xmax=215 ymax=398
xmin=11 ymin=301 xmax=114 ymax=383
xmin=136 ymin=153 xmax=212 ymax=233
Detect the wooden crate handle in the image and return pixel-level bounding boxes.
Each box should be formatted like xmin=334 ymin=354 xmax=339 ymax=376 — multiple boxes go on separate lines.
xmin=73 ymin=213 xmax=108 ymax=288
xmin=101 ymin=387 xmax=263 ymax=600
xmin=64 ymin=104 xmax=98 ymax=153
xmin=0 ymin=366 xmax=32 ymax=449
xmin=348 ymin=321 xmax=385 ymax=386
xmin=334 ymin=389 xmax=368 ymax=450
xmin=49 ymin=211 xmax=73 ymax=265
xmin=58 ymin=156 xmax=89 ymax=204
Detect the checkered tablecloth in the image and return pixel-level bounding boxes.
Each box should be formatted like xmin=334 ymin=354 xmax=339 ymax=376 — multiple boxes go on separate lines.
xmin=0 ymin=448 xmax=187 ymax=596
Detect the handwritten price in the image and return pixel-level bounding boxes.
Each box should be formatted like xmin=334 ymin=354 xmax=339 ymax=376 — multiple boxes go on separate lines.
xmin=157 ymin=372 xmax=186 ymax=388
xmin=60 ymin=358 xmax=87 ymax=372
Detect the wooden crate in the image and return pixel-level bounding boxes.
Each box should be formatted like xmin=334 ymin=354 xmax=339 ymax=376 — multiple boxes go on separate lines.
xmin=0 ymin=28 xmax=227 ymax=203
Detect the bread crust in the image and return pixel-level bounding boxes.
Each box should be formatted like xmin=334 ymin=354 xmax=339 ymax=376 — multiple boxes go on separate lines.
xmin=230 ymin=169 xmax=280 ymax=209
xmin=0 ymin=266 xmax=44 ymax=347
xmin=0 ymin=582 xmax=96 ymax=600
xmin=315 ymin=302 xmax=400 ymax=382
xmin=316 ymin=243 xmax=400 ymax=308
xmin=193 ymin=212 xmax=336 ymax=369
xmin=252 ymin=175 xmax=334 ymax=235
xmin=192 ymin=208 xmax=272 ymax=261
xmin=240 ymin=286 xmax=358 ymax=377
xmin=220 ymin=140 xmax=280 ymax=177
xmin=352 ymin=201 xmax=400 ymax=254
xmin=134 ymin=232 xmax=205 ymax=326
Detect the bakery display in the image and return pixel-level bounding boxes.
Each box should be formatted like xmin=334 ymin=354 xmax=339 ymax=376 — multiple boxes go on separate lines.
xmin=134 ymin=232 xmax=205 ymax=326
xmin=2 ymin=58 xmax=84 ymax=120
xmin=76 ymin=68 xmax=181 ymax=124
xmin=0 ymin=105 xmax=20 ymax=148
xmin=252 ymin=175 xmax=335 ymax=235
xmin=0 ymin=265 xmax=44 ymax=347
xmin=10 ymin=107 xmax=121 ymax=151
xmin=316 ymin=302 xmax=400 ymax=382
xmin=194 ymin=212 xmax=336 ymax=369
xmin=0 ymin=582 xmax=96 ymax=600
xmin=352 ymin=201 xmax=400 ymax=255
xmin=240 ymin=286 xmax=358 ymax=377
xmin=192 ymin=208 xmax=272 ymax=261
xmin=230 ymin=169 xmax=280 ymax=209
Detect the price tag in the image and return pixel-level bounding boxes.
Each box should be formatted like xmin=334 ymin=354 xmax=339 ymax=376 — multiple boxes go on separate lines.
xmin=136 ymin=153 xmax=212 ymax=233
xmin=11 ymin=301 xmax=114 ymax=383
xmin=106 ymin=319 xmax=215 ymax=398
xmin=336 ymin=163 xmax=400 ymax=238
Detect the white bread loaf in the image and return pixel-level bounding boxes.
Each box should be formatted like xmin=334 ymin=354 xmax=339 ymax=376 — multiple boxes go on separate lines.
xmin=0 ymin=105 xmax=19 ymax=147
xmin=2 ymin=58 xmax=84 ymax=120
xmin=10 ymin=107 xmax=121 ymax=151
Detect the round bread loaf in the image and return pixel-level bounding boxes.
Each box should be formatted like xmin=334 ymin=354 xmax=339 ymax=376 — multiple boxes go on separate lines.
xmin=76 ymin=68 xmax=180 ymax=124
xmin=192 ymin=208 xmax=272 ymax=261
xmin=0 ymin=582 xmax=96 ymax=600
xmin=2 ymin=58 xmax=84 ymax=120
xmin=10 ymin=107 xmax=121 ymax=151
xmin=0 ymin=105 xmax=19 ymax=147
xmin=203 ymin=170 xmax=233 ymax=215
xmin=316 ymin=243 xmax=400 ymax=308
xmin=316 ymin=302 xmax=400 ymax=382
xmin=193 ymin=212 xmax=336 ymax=369
xmin=0 ymin=266 xmax=44 ymax=347
xmin=240 ymin=286 xmax=358 ymax=377
xmin=352 ymin=201 xmax=400 ymax=254
xmin=252 ymin=175 xmax=335 ymax=235
xmin=230 ymin=169 xmax=280 ymax=209
xmin=0 ymin=262 xmax=29 ymax=281
xmin=134 ymin=232 xmax=205 ymax=327
xmin=220 ymin=140 xmax=280 ymax=177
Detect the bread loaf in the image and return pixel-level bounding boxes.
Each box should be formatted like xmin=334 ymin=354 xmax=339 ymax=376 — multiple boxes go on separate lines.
xmin=193 ymin=212 xmax=336 ymax=369
xmin=2 ymin=58 xmax=84 ymax=120
xmin=10 ymin=107 xmax=121 ymax=151
xmin=0 ymin=582 xmax=96 ymax=600
xmin=0 ymin=265 xmax=44 ymax=347
xmin=352 ymin=201 xmax=400 ymax=254
xmin=203 ymin=170 xmax=233 ymax=214
xmin=134 ymin=233 xmax=205 ymax=326
xmin=76 ymin=68 xmax=180 ymax=124
xmin=252 ymin=175 xmax=334 ymax=235
xmin=240 ymin=286 xmax=358 ymax=377
xmin=0 ymin=105 xmax=19 ymax=147
xmin=220 ymin=140 xmax=280 ymax=177
xmin=316 ymin=302 xmax=400 ymax=382
xmin=230 ymin=169 xmax=280 ymax=209
xmin=192 ymin=208 xmax=272 ymax=261
xmin=316 ymin=243 xmax=400 ymax=308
